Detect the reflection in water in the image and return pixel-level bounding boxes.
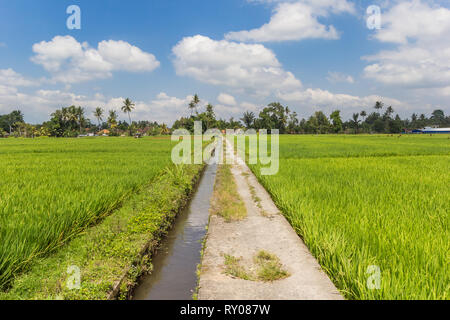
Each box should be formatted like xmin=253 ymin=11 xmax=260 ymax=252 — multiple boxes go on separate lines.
xmin=132 ymin=164 xmax=217 ymax=300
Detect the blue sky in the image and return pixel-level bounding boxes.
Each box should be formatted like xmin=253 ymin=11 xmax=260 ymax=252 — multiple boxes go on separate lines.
xmin=0 ymin=0 xmax=449 ymax=124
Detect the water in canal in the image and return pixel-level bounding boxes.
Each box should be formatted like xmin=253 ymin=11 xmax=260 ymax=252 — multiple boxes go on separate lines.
xmin=132 ymin=164 xmax=217 ymax=300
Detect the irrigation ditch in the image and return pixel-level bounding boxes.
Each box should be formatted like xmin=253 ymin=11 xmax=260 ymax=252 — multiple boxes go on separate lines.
xmin=131 ymin=163 xmax=217 ymax=300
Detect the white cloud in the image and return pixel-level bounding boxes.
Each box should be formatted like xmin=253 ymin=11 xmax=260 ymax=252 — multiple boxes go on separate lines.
xmin=277 ymin=87 xmax=408 ymax=118
xmin=225 ymin=0 xmax=355 ymax=42
xmin=326 ymin=71 xmax=354 ymax=84
xmin=240 ymin=101 xmax=259 ymax=112
xmin=217 ymin=93 xmax=237 ymax=106
xmin=0 ymin=69 xmax=39 ymax=87
xmin=215 ymin=101 xmax=261 ymax=119
xmin=0 ymin=84 xmax=192 ymax=125
xmin=31 ymin=35 xmax=160 ymax=83
xmin=363 ymin=1 xmax=450 ymax=91
xmin=172 ymin=35 xmax=302 ymax=96
xmin=97 ymin=40 xmax=160 ymax=72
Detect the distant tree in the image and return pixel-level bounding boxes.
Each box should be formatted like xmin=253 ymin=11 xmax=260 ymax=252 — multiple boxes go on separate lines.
xmin=388 ymin=114 xmax=403 ymax=133
xmin=373 ymin=118 xmax=385 ymax=133
xmin=287 ymin=111 xmax=299 ymax=133
xmin=0 ymin=110 xmax=24 ymax=134
xmin=330 ymin=110 xmax=343 ymax=133
xmin=384 ymin=106 xmax=394 ymax=120
xmin=121 ymin=98 xmax=135 ymax=135
xmin=257 ymin=102 xmax=290 ymax=133
xmin=93 ymin=107 xmax=104 ymax=128
xmin=108 ymin=110 xmax=118 ymax=129
xmin=193 ymin=94 xmax=200 ymax=113
xmin=374 ymin=101 xmax=384 ymax=110
xmin=188 ymin=94 xmax=200 ymax=116
xmin=360 ymin=110 xmax=367 ymax=122
xmin=241 ymin=111 xmax=256 ymax=129
xmin=431 ymin=109 xmax=445 ymax=126
xmin=160 ymin=123 xmax=170 ymax=135
xmin=315 ymin=111 xmax=331 ymax=134
xmin=351 ymin=113 xmax=361 ymax=133
xmin=75 ymin=106 xmax=85 ymax=133
xmin=205 ymin=103 xmax=216 ymax=129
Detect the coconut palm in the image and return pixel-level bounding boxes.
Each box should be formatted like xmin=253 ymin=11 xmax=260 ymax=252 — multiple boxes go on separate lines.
xmin=108 ymin=110 xmax=118 ymax=128
xmin=374 ymin=101 xmax=384 ymax=111
xmin=160 ymin=123 xmax=170 ymax=135
xmin=193 ymin=94 xmax=200 ymax=114
xmin=241 ymin=111 xmax=256 ymax=129
xmin=93 ymin=107 xmax=104 ymax=128
xmin=75 ymin=107 xmax=85 ymax=133
xmin=360 ymin=110 xmax=367 ymax=122
xmin=352 ymin=113 xmax=361 ymax=134
xmin=385 ymin=106 xmax=394 ymax=119
xmin=121 ymin=98 xmax=135 ymax=135
xmin=188 ymin=94 xmax=200 ymax=116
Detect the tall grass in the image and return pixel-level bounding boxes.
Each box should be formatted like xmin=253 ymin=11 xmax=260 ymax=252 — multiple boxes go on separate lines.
xmin=246 ymin=135 xmax=449 ymax=299
xmin=0 ymin=137 xmax=174 ymax=289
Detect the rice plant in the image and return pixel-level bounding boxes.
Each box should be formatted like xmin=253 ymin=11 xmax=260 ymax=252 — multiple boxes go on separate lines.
xmin=0 ymin=137 xmax=174 ymax=289
xmin=246 ymin=135 xmax=449 ymax=299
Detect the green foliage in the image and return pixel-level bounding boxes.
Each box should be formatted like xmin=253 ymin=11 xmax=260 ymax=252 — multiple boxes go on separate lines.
xmin=0 ymin=137 xmax=176 ymax=290
xmin=247 ymin=135 xmax=449 ymax=299
xmin=0 ymin=160 xmax=203 ymax=300
xmin=0 ymin=110 xmax=24 ymax=133
xmin=254 ymin=251 xmax=290 ymax=282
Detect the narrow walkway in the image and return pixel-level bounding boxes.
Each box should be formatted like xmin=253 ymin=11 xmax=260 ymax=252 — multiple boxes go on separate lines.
xmin=198 ymin=138 xmax=343 ymax=300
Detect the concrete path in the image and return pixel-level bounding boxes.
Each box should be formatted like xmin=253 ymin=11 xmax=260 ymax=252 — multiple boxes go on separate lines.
xmin=198 ymin=138 xmax=343 ymax=300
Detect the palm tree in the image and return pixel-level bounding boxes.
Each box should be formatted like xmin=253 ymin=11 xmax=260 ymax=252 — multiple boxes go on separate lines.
xmin=360 ymin=110 xmax=367 ymax=122
xmin=160 ymin=124 xmax=170 ymax=135
xmin=352 ymin=113 xmax=361 ymax=134
xmin=241 ymin=111 xmax=256 ymax=129
xmin=384 ymin=106 xmax=394 ymax=119
xmin=93 ymin=107 xmax=104 ymax=128
xmin=75 ymin=106 xmax=85 ymax=133
xmin=108 ymin=110 xmax=118 ymax=128
xmin=193 ymin=94 xmax=200 ymax=114
xmin=63 ymin=106 xmax=77 ymax=124
xmin=188 ymin=94 xmax=200 ymax=116
xmin=374 ymin=101 xmax=384 ymax=111
xmin=188 ymin=101 xmax=196 ymax=116
xmin=121 ymin=98 xmax=135 ymax=136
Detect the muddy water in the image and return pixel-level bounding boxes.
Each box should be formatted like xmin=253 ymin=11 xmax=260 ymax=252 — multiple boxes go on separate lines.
xmin=132 ymin=164 xmax=217 ymax=300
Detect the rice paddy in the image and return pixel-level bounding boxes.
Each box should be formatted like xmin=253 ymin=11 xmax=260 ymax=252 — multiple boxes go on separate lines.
xmin=1 ymin=134 xmax=448 ymax=300
xmin=247 ymin=135 xmax=449 ymax=299
xmin=0 ymin=137 xmax=175 ymax=289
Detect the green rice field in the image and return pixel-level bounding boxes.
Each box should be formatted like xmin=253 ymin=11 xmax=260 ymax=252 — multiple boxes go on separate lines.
xmin=247 ymin=135 xmax=449 ymax=299
xmin=1 ymin=134 xmax=449 ymax=299
xmin=0 ymin=137 xmax=175 ymax=289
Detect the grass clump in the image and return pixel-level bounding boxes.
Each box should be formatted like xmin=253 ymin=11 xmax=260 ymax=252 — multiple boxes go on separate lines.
xmin=254 ymin=251 xmax=290 ymax=282
xmin=224 ymin=255 xmax=253 ymax=281
xmin=242 ymin=171 xmax=271 ymax=218
xmin=223 ymin=251 xmax=289 ymax=283
xmin=210 ymin=164 xmax=247 ymax=222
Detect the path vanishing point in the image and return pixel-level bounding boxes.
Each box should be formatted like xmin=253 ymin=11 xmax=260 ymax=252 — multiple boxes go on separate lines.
xmin=198 ymin=138 xmax=343 ymax=300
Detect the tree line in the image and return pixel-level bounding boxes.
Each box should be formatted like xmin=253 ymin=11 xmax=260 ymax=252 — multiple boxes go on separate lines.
xmin=0 ymin=98 xmax=169 ymax=138
xmin=173 ymin=96 xmax=449 ymax=134
xmin=1 ymin=95 xmax=449 ymax=137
